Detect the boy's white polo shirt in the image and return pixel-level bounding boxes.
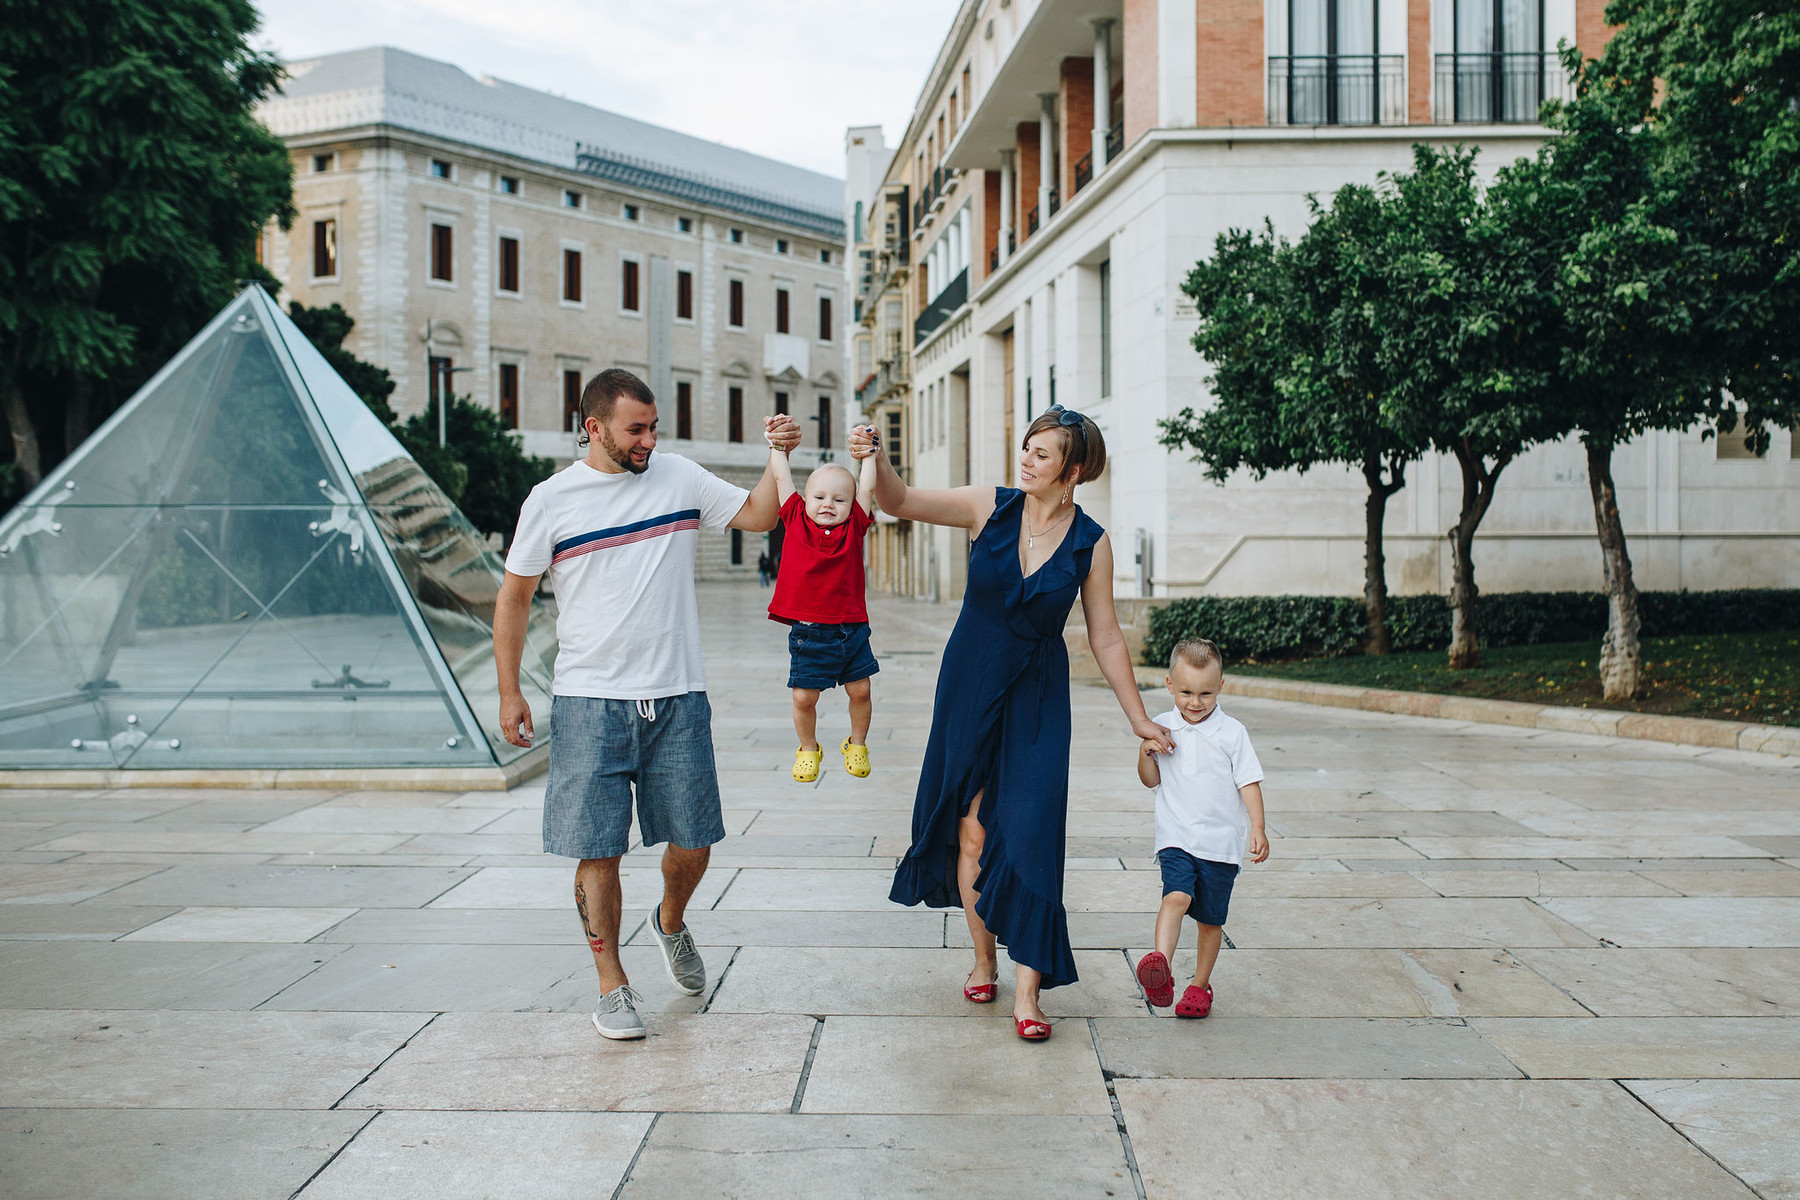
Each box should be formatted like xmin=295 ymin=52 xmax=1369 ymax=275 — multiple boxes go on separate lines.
xmin=504 ymin=453 xmax=747 ymax=699
xmin=1151 ymin=705 xmax=1265 ymax=866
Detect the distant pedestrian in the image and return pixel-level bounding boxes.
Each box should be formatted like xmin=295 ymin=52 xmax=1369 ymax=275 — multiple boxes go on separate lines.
xmin=757 ymin=550 xmax=772 ymax=587
xmin=867 ymin=407 xmax=1174 ymax=1041
xmin=493 ymin=368 xmax=801 ymax=1041
xmin=767 ymin=435 xmax=880 ymax=783
xmin=1132 ymin=638 xmax=1269 ymax=1019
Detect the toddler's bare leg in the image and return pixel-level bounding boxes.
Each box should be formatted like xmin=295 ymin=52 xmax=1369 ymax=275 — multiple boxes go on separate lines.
xmin=845 ymin=677 xmax=872 ymax=746
xmin=1154 ymin=893 xmax=1189 ymax=963
xmin=958 ymin=798 xmax=998 ymax=987
xmin=791 ymin=688 xmax=820 ymax=752
xmin=1192 ymin=923 xmax=1224 ymax=990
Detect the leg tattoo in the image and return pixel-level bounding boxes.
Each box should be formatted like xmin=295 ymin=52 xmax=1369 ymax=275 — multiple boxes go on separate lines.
xmin=575 ymin=881 xmax=605 ymax=956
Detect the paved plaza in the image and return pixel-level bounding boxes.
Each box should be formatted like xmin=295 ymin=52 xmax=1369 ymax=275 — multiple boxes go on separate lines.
xmin=2 ymin=582 xmax=1798 ymax=1198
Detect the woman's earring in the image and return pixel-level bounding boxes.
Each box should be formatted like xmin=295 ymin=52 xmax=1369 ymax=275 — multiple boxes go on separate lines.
xmin=1062 ymin=486 xmax=1070 ymax=507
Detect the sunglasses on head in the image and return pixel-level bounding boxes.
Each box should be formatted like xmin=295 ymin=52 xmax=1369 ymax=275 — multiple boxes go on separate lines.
xmin=1044 ymin=405 xmax=1088 ymax=457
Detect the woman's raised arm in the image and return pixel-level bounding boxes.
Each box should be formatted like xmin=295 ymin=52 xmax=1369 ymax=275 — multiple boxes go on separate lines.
xmin=851 ymin=424 xmax=997 ymax=532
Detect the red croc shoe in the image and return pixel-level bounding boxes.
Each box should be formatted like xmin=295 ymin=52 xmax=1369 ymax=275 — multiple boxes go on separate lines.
xmin=1175 ymin=984 xmax=1213 ymax=1019
xmin=1136 ymin=951 xmax=1175 ymax=1008
xmin=1015 ymin=1016 xmax=1051 ymax=1041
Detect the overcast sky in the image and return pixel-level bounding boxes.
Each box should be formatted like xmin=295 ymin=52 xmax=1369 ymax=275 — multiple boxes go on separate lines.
xmin=254 ymin=0 xmax=961 ymax=179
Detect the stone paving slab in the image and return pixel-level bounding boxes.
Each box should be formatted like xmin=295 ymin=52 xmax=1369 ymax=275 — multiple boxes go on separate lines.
xmin=1538 ymin=897 xmax=1800 ymax=946
xmin=0 ymin=1109 xmax=370 ymax=1200
xmin=0 ymin=904 xmax=178 ymax=941
xmin=1117 ymin=1079 xmax=1755 ymax=1199
xmin=621 ymin=1113 xmax=1132 ymax=1198
xmin=1512 ymin=948 xmax=1800 ymax=1016
xmin=1470 ymin=1016 xmax=1800 ymax=1078
xmin=0 ymin=863 xmax=165 ymax=904
xmin=0 ymin=940 xmax=345 ymax=1010
xmin=1624 ymin=1080 xmax=1800 ymax=1200
xmin=302 ymin=1111 xmax=653 ymax=1199
xmin=100 ymin=865 xmax=475 ymax=909
xmin=1096 ymin=1016 xmax=1524 ymax=1080
xmin=122 ymin=905 xmax=357 ymax=943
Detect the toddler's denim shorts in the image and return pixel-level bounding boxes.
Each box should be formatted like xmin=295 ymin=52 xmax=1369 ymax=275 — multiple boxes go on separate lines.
xmin=787 ymin=621 xmax=880 ymax=691
xmin=1157 ymin=847 xmax=1240 ymax=926
xmin=542 ymin=692 xmax=726 ymax=859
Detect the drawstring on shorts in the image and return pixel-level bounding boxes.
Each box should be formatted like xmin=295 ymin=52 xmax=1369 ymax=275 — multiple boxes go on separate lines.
xmin=634 ymin=699 xmax=657 ymax=722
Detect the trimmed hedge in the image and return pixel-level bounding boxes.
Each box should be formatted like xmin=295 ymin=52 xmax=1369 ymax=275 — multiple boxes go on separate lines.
xmin=1142 ymin=589 xmax=1800 ymax=666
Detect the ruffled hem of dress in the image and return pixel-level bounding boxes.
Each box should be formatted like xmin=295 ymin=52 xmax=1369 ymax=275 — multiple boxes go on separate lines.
xmin=889 ymin=849 xmax=961 ymax=910
xmin=973 ymin=853 xmax=1079 ymax=990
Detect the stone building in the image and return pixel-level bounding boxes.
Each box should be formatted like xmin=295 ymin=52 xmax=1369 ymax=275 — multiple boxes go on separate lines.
xmin=848 ymin=0 xmax=1799 ymax=604
xmin=257 ymin=47 xmax=847 ymax=577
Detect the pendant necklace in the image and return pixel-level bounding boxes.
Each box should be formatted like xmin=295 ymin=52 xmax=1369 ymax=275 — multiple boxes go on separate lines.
xmin=1025 ymin=506 xmax=1072 ymax=550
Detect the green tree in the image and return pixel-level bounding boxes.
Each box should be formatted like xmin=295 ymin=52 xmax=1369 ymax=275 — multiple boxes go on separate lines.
xmin=1162 ymin=187 xmax=1420 ymax=654
xmin=286 ymin=301 xmax=398 ymax=423
xmin=1373 ymin=147 xmax=1566 ymax=669
xmin=0 ymin=0 xmax=294 ymax=488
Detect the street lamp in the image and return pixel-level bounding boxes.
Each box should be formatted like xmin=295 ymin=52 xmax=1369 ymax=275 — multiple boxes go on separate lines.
xmin=424 ymin=320 xmax=474 ymax=448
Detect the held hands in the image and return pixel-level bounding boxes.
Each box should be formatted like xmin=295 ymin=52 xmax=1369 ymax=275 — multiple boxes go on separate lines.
xmin=1247 ymin=826 xmax=1270 ymax=864
xmin=1132 ymin=716 xmax=1175 ymax=754
xmin=765 ymin=414 xmax=802 ymax=453
xmin=500 ymin=694 xmax=533 ymax=749
xmin=1139 ymin=737 xmax=1165 ymax=759
xmin=848 ymin=424 xmax=879 ymax=460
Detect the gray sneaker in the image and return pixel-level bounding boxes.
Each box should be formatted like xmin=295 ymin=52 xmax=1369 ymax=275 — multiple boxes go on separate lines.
xmin=651 ymin=904 xmax=706 ymax=996
xmin=591 ymin=984 xmax=646 ymax=1040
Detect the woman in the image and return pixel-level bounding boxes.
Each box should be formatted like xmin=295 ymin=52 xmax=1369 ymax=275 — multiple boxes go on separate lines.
xmin=853 ymin=407 xmax=1173 ymax=1040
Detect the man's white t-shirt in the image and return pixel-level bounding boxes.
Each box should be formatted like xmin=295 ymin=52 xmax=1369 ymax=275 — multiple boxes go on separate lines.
xmin=504 ymin=454 xmax=748 ymax=699
xmin=1151 ymin=705 xmax=1266 ymax=866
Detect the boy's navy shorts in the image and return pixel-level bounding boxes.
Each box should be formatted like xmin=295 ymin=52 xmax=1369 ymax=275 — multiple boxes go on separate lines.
xmin=787 ymin=621 xmax=879 ymax=690
xmin=1157 ymin=847 xmax=1240 ymax=926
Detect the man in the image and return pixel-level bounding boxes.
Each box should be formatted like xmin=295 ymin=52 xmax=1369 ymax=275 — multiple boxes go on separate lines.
xmin=494 ymin=368 xmax=800 ymax=1040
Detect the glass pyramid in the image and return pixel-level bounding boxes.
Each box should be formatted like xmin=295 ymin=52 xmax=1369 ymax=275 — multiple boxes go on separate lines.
xmin=0 ymin=285 xmax=559 ymax=770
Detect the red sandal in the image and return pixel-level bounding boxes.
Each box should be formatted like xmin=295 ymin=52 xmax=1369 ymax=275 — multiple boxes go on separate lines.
xmin=1014 ymin=1016 xmax=1051 ymax=1041
xmin=964 ymin=980 xmax=997 ymax=1003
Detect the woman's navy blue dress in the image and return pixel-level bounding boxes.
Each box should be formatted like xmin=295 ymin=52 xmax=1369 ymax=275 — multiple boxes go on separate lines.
xmin=889 ymin=487 xmax=1103 ymax=989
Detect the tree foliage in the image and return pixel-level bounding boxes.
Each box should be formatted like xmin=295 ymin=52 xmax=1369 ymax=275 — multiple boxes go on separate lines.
xmin=0 ymin=0 xmax=295 ymax=489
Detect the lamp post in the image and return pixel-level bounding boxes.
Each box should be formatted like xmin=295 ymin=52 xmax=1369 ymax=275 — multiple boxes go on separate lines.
xmin=423 ymin=320 xmax=473 ymax=448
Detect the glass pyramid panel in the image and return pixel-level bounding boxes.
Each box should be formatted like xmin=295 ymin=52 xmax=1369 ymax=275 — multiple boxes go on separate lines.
xmin=0 ymin=286 xmax=558 ymax=770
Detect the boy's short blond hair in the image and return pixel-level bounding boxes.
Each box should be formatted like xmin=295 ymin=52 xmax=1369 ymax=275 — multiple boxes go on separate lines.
xmin=1169 ymin=639 xmax=1223 ymax=673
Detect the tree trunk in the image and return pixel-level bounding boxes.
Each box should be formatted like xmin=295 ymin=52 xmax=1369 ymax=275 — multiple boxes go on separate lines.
xmin=64 ymin=373 xmax=94 ymax=461
xmin=3 ymin=372 xmax=42 ymax=487
xmin=1447 ymin=440 xmax=1508 ymax=670
xmin=1585 ymin=439 xmax=1642 ymax=701
xmin=1360 ymin=454 xmax=1402 ymax=655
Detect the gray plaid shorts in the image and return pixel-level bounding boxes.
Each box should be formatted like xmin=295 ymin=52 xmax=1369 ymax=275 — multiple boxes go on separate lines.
xmin=542 ymin=692 xmax=726 ymax=859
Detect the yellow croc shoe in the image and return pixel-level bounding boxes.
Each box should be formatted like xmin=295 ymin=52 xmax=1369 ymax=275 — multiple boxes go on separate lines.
xmin=841 ymin=737 xmax=871 ymax=778
xmin=792 ymin=746 xmax=823 ymax=783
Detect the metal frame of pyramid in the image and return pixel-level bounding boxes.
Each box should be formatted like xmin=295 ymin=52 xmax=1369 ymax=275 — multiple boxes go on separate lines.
xmin=0 ymin=285 xmax=557 ymax=787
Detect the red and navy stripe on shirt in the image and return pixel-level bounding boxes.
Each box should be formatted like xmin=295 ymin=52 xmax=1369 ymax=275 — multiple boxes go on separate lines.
xmin=550 ymin=509 xmax=701 ymax=566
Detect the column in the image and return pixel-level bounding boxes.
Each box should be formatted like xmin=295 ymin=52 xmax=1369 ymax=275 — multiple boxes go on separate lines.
xmin=1037 ymin=93 xmax=1056 ymax=222
xmin=1092 ymin=19 xmax=1114 ymax=171
xmin=998 ymin=148 xmax=1014 ymax=263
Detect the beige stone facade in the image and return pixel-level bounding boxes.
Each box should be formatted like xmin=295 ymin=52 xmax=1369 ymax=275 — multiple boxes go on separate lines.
xmin=259 ymin=48 xmax=847 ymax=578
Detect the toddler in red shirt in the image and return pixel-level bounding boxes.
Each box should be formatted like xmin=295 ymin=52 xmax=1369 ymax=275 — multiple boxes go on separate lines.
xmin=768 ymin=429 xmax=880 ymax=782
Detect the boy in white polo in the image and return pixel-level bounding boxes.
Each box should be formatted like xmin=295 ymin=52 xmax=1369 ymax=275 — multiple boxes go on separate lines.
xmin=1132 ymin=638 xmax=1269 ymax=1018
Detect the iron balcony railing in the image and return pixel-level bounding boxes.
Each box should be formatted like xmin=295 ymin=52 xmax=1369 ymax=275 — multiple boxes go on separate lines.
xmin=1267 ymin=55 xmax=1406 ymax=126
xmin=1074 ymin=151 xmax=1093 ymax=193
xmin=1105 ymin=120 xmax=1123 ymax=163
xmin=1047 ymin=186 xmax=1060 ymax=219
xmin=1026 ymin=205 xmax=1039 ymax=236
xmin=914 ymin=267 xmax=969 ymax=346
xmin=1433 ymin=51 xmax=1571 ymax=123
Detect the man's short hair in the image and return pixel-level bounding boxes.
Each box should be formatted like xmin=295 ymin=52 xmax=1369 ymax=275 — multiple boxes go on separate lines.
xmin=577 ymin=368 xmax=655 ymax=445
xmin=1169 ymin=639 xmax=1223 ymax=672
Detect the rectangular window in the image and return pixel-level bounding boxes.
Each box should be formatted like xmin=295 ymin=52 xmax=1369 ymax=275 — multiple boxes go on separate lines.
xmin=429 ymin=355 xmax=453 ymax=406
xmin=819 ymin=248 xmax=832 ymax=264
xmin=676 ymin=380 xmax=693 ymax=439
xmin=563 ymin=248 xmax=583 ymax=303
xmin=498 ymin=363 xmax=519 ymax=429
xmin=429 ymin=224 xmax=453 ymax=281
xmin=563 ymin=369 xmax=583 ymax=432
xmin=1716 ymin=422 xmax=1767 ymax=459
xmin=621 ymin=259 xmax=640 ymax=311
xmin=498 ymin=236 xmax=520 ymax=293
xmin=728 ymin=386 xmax=744 ymax=443
xmin=775 ymin=288 xmax=790 ymax=334
xmin=1099 ymin=259 xmax=1112 ymax=399
xmin=816 ymin=397 xmax=833 ymax=449
xmin=774 ymin=391 xmax=789 ymax=416
xmin=313 ymin=153 xmax=333 ymax=173
xmin=728 ymin=278 xmax=745 ymax=327
xmin=430 ymin=158 xmax=451 ymax=179
xmin=623 ymin=203 xmax=639 ymax=221
xmin=678 ymin=216 xmax=694 ymax=232
xmin=776 ymin=238 xmax=790 ymax=254
xmin=312 ymin=218 xmax=337 ymax=278
xmin=886 ymin=410 xmax=903 ymax=469
xmin=564 ymin=189 xmax=582 ymax=208
xmin=729 ymin=228 xmax=743 ymax=243
xmin=731 ymin=528 xmax=744 ymax=565
xmin=676 ymin=269 xmax=694 ymax=319
xmin=499 ymin=175 xmax=519 ymax=194
xmin=818 ymin=295 xmax=833 ymax=341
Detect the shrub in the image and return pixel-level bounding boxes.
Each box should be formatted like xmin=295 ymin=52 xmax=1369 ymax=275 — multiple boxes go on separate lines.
xmin=1142 ymin=589 xmax=1800 ymax=666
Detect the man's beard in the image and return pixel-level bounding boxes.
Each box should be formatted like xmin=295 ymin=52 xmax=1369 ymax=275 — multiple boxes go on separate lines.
xmin=600 ymin=426 xmax=648 ymax=474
